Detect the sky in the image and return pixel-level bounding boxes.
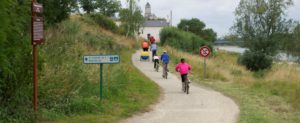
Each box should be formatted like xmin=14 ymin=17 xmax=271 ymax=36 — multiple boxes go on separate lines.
xmin=120 ymin=0 xmax=300 ymax=38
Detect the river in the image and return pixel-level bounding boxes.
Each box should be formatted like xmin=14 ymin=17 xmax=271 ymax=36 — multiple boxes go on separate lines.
xmin=215 ymin=46 xmax=299 ymax=62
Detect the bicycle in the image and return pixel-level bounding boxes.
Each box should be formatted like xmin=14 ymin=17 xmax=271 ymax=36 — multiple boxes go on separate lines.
xmin=155 ymin=61 xmax=159 ymax=72
xmin=162 ymin=63 xmax=168 ymax=79
xmin=182 ymin=75 xmax=190 ymax=94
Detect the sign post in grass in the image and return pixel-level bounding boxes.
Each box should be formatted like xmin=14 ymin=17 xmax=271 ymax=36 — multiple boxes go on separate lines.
xmin=84 ymin=55 xmax=120 ymax=100
xmin=200 ymin=46 xmax=211 ymax=79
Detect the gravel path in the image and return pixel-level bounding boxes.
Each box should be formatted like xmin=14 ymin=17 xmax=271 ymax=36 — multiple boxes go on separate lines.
xmin=121 ymin=50 xmax=239 ymax=123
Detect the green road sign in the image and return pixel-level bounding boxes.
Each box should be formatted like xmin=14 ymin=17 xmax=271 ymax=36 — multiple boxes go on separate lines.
xmin=83 ymin=55 xmax=120 ymax=100
xmin=84 ymin=55 xmax=120 ymax=64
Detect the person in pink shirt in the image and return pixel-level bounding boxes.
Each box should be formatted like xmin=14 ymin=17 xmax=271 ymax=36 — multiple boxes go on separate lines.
xmin=176 ymin=58 xmax=192 ymax=90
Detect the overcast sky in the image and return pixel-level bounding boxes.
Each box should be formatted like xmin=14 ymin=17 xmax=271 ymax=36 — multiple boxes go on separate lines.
xmin=120 ymin=0 xmax=300 ymax=38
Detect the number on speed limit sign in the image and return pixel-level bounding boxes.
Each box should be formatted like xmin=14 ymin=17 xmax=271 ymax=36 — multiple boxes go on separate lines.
xmin=199 ymin=46 xmax=211 ymax=58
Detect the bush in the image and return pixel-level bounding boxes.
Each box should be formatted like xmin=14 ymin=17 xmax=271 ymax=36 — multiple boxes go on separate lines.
xmin=87 ymin=13 xmax=118 ymax=32
xmin=160 ymin=27 xmax=212 ymax=53
xmin=238 ymin=50 xmax=273 ymax=71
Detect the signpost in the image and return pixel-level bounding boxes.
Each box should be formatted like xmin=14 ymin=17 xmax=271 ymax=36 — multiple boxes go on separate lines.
xmin=83 ymin=55 xmax=120 ymax=100
xmin=200 ymin=46 xmax=211 ymax=78
xmin=32 ymin=0 xmax=43 ymax=113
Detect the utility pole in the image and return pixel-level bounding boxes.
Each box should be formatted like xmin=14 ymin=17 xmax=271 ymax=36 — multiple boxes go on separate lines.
xmin=170 ymin=10 xmax=172 ymax=26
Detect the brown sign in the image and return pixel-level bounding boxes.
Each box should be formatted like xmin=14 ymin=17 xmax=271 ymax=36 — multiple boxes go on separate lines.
xmin=32 ymin=17 xmax=43 ymax=44
xmin=33 ymin=3 xmax=43 ymax=13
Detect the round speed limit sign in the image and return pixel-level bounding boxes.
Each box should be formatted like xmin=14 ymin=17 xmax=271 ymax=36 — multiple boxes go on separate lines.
xmin=200 ymin=46 xmax=211 ymax=58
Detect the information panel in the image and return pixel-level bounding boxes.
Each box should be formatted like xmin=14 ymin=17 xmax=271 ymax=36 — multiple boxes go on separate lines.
xmin=32 ymin=17 xmax=43 ymax=44
xmin=83 ymin=55 xmax=120 ymax=64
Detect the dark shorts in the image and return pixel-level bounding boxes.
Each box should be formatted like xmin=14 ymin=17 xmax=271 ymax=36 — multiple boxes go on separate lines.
xmin=181 ymin=74 xmax=188 ymax=82
xmin=143 ymin=48 xmax=148 ymax=51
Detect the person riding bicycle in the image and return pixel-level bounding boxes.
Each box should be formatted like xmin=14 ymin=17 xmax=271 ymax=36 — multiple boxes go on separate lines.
xmin=160 ymin=51 xmax=169 ymax=78
xmin=150 ymin=42 xmax=157 ymax=61
xmin=153 ymin=55 xmax=159 ymax=69
xmin=149 ymin=36 xmax=155 ymax=44
xmin=176 ymin=58 xmax=192 ymax=91
xmin=142 ymin=40 xmax=149 ymax=51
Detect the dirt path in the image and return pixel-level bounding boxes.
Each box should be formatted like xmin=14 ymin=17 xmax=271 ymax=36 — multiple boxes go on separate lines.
xmin=122 ymin=50 xmax=239 ymax=123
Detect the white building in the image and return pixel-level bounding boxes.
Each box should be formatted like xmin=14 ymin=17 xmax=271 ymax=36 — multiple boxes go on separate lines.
xmin=139 ymin=2 xmax=170 ymax=42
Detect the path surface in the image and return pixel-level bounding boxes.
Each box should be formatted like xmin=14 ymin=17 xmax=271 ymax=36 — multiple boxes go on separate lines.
xmin=122 ymin=50 xmax=239 ymax=123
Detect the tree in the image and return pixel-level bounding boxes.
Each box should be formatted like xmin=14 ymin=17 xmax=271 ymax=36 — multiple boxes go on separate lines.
xmin=79 ymin=0 xmax=96 ymax=14
xmin=0 ymin=0 xmax=34 ymax=122
xmin=119 ymin=0 xmax=144 ymax=37
xmin=38 ymin=0 xmax=77 ymax=25
xmin=203 ymin=28 xmax=217 ymax=43
xmin=96 ymin=0 xmax=121 ymax=17
xmin=233 ymin=0 xmax=294 ymax=71
xmin=284 ymin=24 xmax=300 ymax=62
xmin=177 ymin=18 xmax=217 ymax=42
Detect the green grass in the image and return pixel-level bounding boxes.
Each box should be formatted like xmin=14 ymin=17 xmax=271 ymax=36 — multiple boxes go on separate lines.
xmin=162 ymin=46 xmax=300 ymax=123
xmin=37 ymin=16 xmax=160 ymax=122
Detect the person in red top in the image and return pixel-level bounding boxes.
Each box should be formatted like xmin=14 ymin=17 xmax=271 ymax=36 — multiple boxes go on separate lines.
xmin=176 ymin=58 xmax=192 ymax=90
xmin=149 ymin=36 xmax=155 ymax=44
xmin=142 ymin=40 xmax=149 ymax=51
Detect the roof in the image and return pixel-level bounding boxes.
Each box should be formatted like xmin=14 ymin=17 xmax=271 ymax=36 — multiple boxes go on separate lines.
xmin=143 ymin=20 xmax=169 ymax=27
xmin=146 ymin=2 xmax=150 ymax=7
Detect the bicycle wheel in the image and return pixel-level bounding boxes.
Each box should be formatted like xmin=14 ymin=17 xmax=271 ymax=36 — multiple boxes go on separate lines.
xmin=165 ymin=72 xmax=168 ymax=79
xmin=184 ymin=78 xmax=189 ymax=94
xmin=186 ymin=81 xmax=189 ymax=94
xmin=182 ymin=82 xmax=185 ymax=92
xmin=155 ymin=63 xmax=159 ymax=72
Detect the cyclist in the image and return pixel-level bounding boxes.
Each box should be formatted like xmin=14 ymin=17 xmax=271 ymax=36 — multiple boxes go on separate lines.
xmin=153 ymin=55 xmax=159 ymax=70
xmin=149 ymin=36 xmax=156 ymax=44
xmin=142 ymin=40 xmax=149 ymax=51
xmin=176 ymin=58 xmax=192 ymax=91
xmin=160 ymin=51 xmax=169 ymax=78
xmin=147 ymin=33 xmax=151 ymax=41
xmin=150 ymin=42 xmax=157 ymax=61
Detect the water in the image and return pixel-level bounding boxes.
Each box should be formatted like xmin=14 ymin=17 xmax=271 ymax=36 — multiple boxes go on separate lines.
xmin=215 ymin=46 xmax=299 ymax=62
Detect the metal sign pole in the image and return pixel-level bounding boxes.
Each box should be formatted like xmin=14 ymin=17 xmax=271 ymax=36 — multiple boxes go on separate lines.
xmin=204 ymin=58 xmax=206 ymax=79
xmin=100 ymin=64 xmax=103 ymax=100
xmin=84 ymin=55 xmax=120 ymax=100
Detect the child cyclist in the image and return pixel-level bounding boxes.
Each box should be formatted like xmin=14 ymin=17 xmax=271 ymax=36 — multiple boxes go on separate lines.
xmin=175 ymin=58 xmax=192 ymax=91
xmin=153 ymin=55 xmax=159 ymax=69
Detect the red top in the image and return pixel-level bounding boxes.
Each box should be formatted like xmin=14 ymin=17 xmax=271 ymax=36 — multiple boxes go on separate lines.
xmin=150 ymin=36 xmax=155 ymax=44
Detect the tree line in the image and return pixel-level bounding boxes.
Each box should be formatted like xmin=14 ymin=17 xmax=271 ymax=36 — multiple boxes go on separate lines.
xmin=233 ymin=0 xmax=300 ymax=71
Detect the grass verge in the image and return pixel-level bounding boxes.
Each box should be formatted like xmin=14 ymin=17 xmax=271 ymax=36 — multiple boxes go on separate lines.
xmin=38 ymin=16 xmax=160 ymax=122
xmin=163 ymin=45 xmax=300 ymax=123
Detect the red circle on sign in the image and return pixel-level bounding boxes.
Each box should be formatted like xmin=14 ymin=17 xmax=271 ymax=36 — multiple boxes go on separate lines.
xmin=200 ymin=46 xmax=211 ymax=58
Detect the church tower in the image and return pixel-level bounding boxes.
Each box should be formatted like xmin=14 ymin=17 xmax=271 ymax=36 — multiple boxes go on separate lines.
xmin=145 ymin=2 xmax=151 ymax=19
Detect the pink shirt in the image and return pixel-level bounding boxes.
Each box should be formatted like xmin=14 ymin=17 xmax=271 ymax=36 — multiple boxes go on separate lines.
xmin=176 ymin=63 xmax=191 ymax=75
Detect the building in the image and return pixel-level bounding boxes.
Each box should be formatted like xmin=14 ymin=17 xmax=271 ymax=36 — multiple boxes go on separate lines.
xmin=140 ymin=2 xmax=170 ymax=41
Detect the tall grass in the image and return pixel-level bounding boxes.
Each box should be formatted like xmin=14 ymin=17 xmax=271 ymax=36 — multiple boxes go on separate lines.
xmin=38 ymin=16 xmax=159 ymax=122
xmin=164 ymin=46 xmax=300 ymax=123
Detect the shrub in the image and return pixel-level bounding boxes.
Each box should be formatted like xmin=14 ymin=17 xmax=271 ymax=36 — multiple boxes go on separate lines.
xmin=87 ymin=13 xmax=118 ymax=32
xmin=160 ymin=27 xmax=212 ymax=53
xmin=238 ymin=50 xmax=273 ymax=71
